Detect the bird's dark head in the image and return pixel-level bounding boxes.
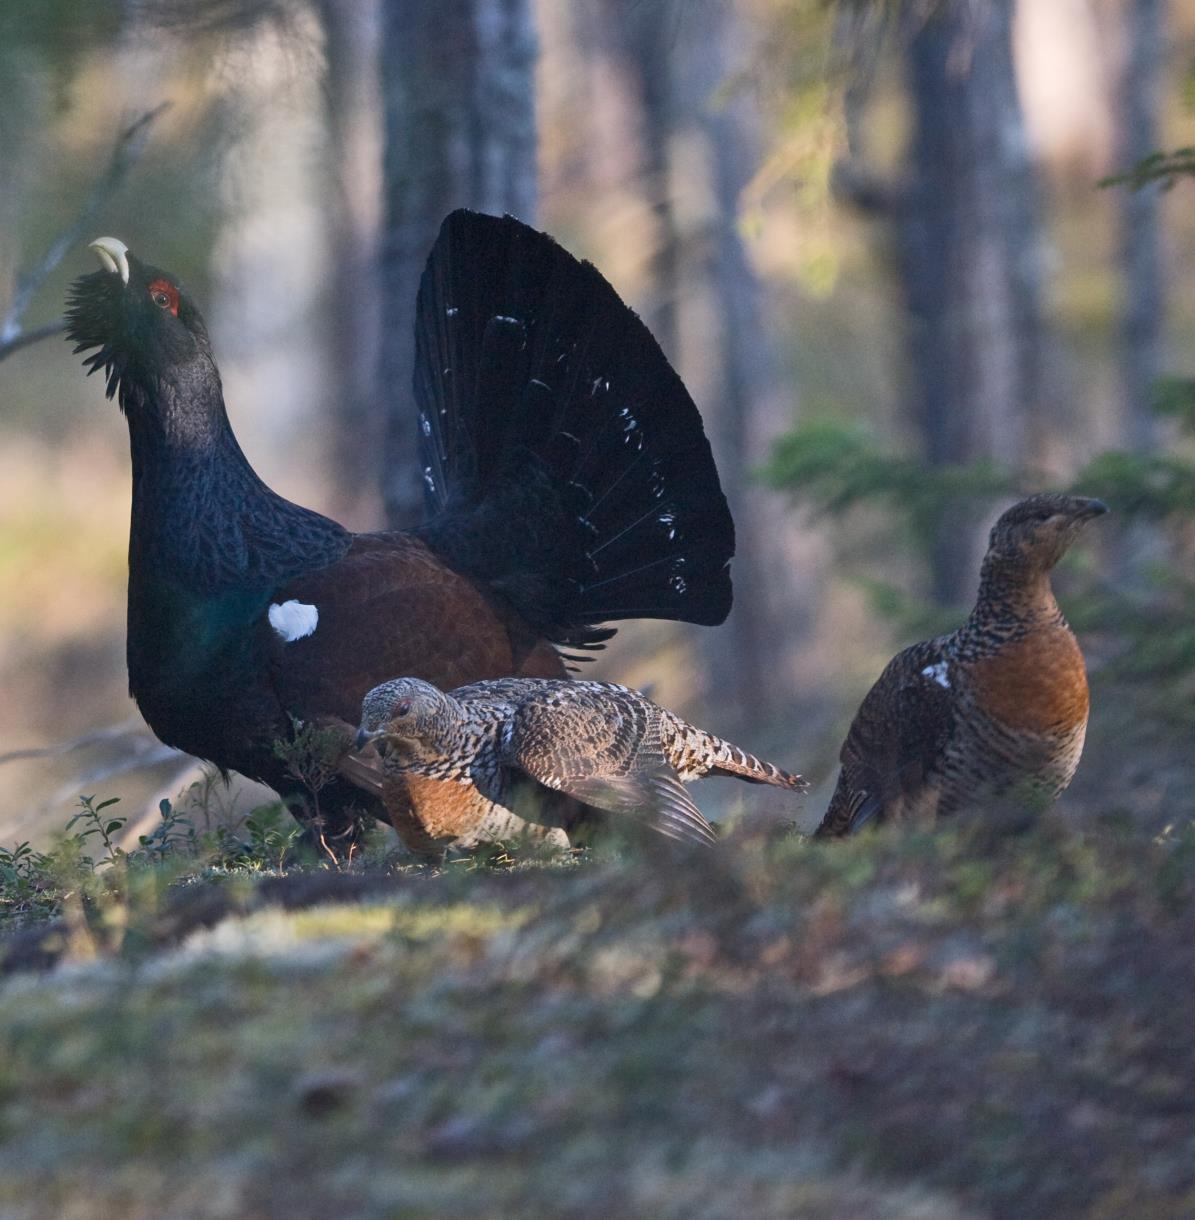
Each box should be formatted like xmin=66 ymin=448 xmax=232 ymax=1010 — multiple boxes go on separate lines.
xmin=356 ymin=678 xmax=458 ymax=758
xmin=65 ymin=237 xmax=213 ymax=403
xmin=986 ymin=492 xmax=1108 ymax=572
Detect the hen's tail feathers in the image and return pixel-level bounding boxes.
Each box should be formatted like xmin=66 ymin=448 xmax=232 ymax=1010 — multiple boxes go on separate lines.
xmin=704 ymin=737 xmax=806 ymax=792
xmin=412 ymin=210 xmax=735 ymax=652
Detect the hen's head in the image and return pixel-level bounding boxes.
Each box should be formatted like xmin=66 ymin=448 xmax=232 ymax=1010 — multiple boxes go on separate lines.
xmin=356 ymin=678 xmax=459 ymax=759
xmin=986 ymin=493 xmax=1108 ymax=572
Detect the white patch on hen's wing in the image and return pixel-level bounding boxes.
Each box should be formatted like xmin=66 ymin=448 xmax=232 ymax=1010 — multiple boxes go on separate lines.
xmin=920 ymin=660 xmax=951 ymax=689
xmin=268 ymin=600 xmax=319 ymax=643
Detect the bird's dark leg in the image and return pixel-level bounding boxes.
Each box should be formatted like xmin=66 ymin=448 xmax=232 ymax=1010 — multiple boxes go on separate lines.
xmin=281 ymin=783 xmax=379 ymax=861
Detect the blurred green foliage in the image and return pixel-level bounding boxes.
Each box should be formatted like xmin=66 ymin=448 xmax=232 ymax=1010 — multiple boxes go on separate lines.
xmin=765 ymin=419 xmax=1016 ymax=539
xmin=1100 ymin=146 xmax=1195 ymax=192
xmin=765 ymin=395 xmax=1195 ymax=715
xmin=762 ymin=419 xmax=1017 ymax=635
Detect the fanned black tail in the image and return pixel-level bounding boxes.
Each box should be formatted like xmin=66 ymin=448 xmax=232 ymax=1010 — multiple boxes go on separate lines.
xmin=412 ymin=210 xmax=735 ymax=650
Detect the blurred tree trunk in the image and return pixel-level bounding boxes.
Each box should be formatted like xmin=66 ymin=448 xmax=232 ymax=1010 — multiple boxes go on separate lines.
xmin=378 ymin=0 xmax=538 ymax=529
xmin=0 ymin=43 xmax=44 ymax=338
xmin=700 ymin=97 xmax=783 ymax=730
xmin=672 ymin=3 xmax=788 ymax=731
xmin=1117 ymin=0 xmax=1164 ymax=451
xmin=899 ymin=0 xmax=1052 ymax=604
xmin=598 ymin=0 xmax=678 ymax=354
xmin=316 ymin=0 xmax=383 ymax=527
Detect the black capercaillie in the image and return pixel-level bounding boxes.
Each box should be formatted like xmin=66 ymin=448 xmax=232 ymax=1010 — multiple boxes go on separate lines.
xmin=66 ymin=213 xmax=735 ymax=843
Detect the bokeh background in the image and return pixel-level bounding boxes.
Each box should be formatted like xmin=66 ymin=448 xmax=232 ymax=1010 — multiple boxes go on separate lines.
xmin=2 ymin=0 xmax=1193 ymax=845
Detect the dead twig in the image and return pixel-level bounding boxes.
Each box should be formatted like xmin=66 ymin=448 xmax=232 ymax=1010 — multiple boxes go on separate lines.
xmin=0 ymin=319 xmax=70 ymax=360
xmin=0 ymin=101 xmax=171 ymax=363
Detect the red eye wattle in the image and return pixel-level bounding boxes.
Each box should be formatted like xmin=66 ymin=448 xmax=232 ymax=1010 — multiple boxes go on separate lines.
xmin=148 ymin=278 xmax=180 ymax=317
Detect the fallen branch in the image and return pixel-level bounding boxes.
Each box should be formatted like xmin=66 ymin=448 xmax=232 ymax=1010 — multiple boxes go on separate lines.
xmin=0 ymin=101 xmax=171 ymax=363
xmin=0 ymin=718 xmax=188 ymax=821
xmin=0 ymin=720 xmax=150 ymax=766
xmin=43 ymin=740 xmax=187 ymax=820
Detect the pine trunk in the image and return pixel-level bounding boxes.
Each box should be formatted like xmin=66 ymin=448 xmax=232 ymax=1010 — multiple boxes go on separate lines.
xmin=673 ymin=3 xmax=788 ymax=730
xmin=1118 ymin=0 xmax=1165 ymax=451
xmin=377 ymin=0 xmax=538 ymax=530
xmin=315 ymin=0 xmax=383 ymax=526
xmin=899 ymin=0 xmax=1051 ymax=604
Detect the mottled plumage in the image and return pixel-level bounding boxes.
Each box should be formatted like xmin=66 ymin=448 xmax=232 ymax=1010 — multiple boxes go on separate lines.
xmin=357 ymin=677 xmax=805 ymax=854
xmin=65 ymin=214 xmax=735 ymax=842
xmin=817 ymin=493 xmax=1108 ymax=837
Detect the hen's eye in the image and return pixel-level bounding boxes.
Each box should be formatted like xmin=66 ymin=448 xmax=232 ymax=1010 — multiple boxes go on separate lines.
xmin=396 ymin=701 xmax=412 ymax=717
xmin=153 ymin=291 xmax=171 ymax=309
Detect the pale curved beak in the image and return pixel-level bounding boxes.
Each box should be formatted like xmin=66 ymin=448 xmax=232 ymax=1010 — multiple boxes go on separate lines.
xmin=89 ymin=236 xmax=130 ymax=286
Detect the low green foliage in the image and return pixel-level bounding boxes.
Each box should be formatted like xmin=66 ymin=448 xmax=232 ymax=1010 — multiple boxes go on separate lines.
xmin=0 ymin=776 xmax=569 ymax=947
xmin=0 ymin=840 xmax=59 ymax=927
xmin=0 ymin=789 xmax=310 ymax=940
xmin=1099 ymin=145 xmax=1195 ymax=192
xmin=134 ymin=797 xmax=200 ymax=863
xmin=272 ymin=717 xmax=349 ymax=803
xmin=67 ymin=792 xmax=132 ymax=860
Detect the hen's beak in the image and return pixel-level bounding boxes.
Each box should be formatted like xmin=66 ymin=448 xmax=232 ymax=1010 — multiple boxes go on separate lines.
xmin=355 ymin=727 xmax=380 ymax=752
xmin=1075 ymin=498 xmax=1109 ymax=522
xmin=88 ymin=237 xmax=131 ymax=286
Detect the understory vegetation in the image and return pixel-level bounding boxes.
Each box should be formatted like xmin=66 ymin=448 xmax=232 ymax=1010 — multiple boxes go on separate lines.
xmin=0 ymin=792 xmax=1192 ymax=1219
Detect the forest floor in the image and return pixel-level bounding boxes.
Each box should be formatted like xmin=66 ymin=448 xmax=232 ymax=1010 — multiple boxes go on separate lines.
xmin=0 ymin=808 xmax=1192 ymax=1220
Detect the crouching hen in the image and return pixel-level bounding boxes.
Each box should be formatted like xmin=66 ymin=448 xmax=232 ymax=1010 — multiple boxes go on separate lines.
xmin=66 ymin=212 xmax=735 ymax=842
xmin=357 ymin=677 xmax=806 ymax=855
xmin=817 ymin=493 xmax=1107 ymax=837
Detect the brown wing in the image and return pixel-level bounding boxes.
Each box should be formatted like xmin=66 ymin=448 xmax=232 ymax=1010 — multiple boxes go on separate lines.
xmin=816 ymin=638 xmax=956 ymax=837
xmin=501 ymin=688 xmax=717 ymax=847
xmin=265 ymin=533 xmax=564 ymax=727
xmin=553 ymin=772 xmax=718 ymax=847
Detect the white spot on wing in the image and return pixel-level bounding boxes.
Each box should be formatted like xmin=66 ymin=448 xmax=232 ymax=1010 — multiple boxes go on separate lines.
xmin=921 ymin=660 xmax=950 ymax=689
xmin=269 ymin=600 xmax=319 ymax=643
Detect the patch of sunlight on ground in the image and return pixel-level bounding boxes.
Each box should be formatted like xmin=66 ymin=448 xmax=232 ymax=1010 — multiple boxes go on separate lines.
xmin=176 ymin=899 xmax=537 ymax=961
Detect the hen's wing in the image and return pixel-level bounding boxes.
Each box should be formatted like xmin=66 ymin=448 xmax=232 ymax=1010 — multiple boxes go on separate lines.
xmin=816 ymin=638 xmax=956 ymax=837
xmin=500 ymin=684 xmax=717 ymax=847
